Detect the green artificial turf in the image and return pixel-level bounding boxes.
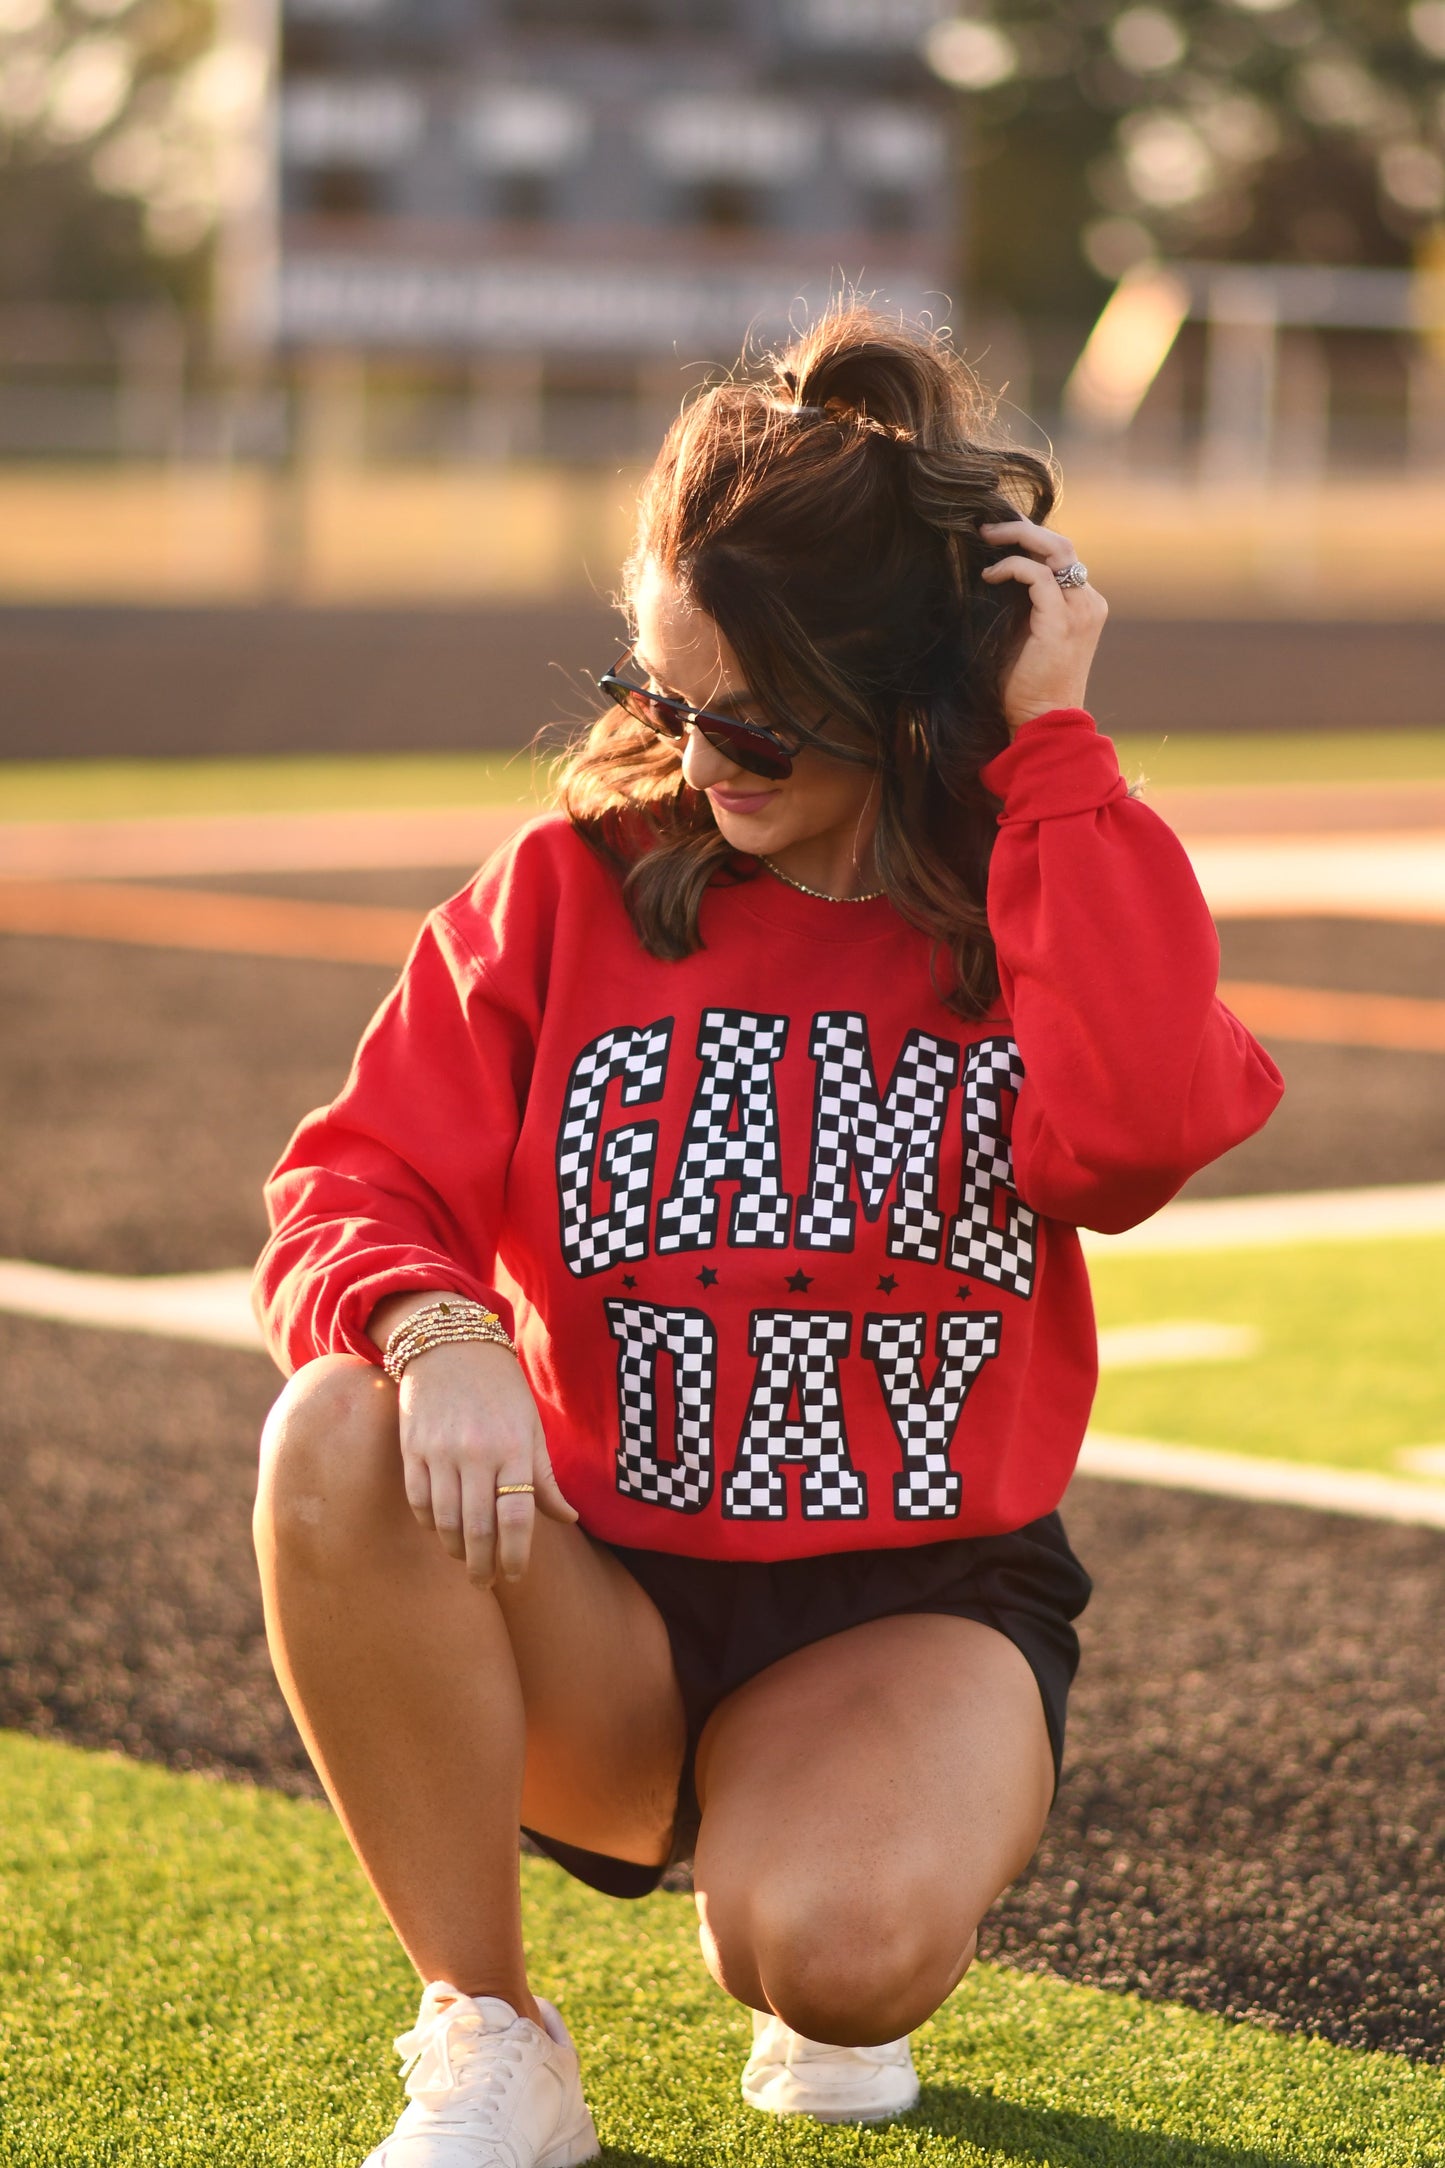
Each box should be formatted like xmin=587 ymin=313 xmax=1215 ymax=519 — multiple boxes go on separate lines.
xmin=0 ymin=749 xmax=550 ymax=824
xmin=1 ymin=730 xmax=1443 ymax=824
xmin=1088 ymin=1237 xmax=1445 ymax=1474
xmin=2 ymin=1732 xmax=1443 ymax=2167
xmin=1108 ymin=729 xmax=1445 ymax=791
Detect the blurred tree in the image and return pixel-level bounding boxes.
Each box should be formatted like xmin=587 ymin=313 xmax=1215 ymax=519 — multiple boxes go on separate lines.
xmin=925 ymin=1 xmax=1445 ymax=319
xmin=3 ymin=0 xmax=1440 ymax=340
xmin=0 ymin=0 xmax=264 ymax=314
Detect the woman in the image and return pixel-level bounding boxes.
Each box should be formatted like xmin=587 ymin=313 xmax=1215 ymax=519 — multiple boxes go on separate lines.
xmin=251 ymin=304 xmax=1283 ymax=2168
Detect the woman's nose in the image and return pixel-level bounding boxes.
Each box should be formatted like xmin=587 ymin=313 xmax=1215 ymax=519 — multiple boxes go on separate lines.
xmin=679 ymin=724 xmax=745 ymax=793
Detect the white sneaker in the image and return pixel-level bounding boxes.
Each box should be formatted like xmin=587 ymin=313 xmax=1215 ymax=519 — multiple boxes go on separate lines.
xmin=740 ymin=2010 xmax=920 ymax=2124
xmin=361 ymin=1981 xmax=600 ymax=2167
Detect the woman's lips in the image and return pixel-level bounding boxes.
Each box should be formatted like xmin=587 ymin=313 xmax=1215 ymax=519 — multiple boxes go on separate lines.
xmin=708 ymin=787 xmax=777 ymax=816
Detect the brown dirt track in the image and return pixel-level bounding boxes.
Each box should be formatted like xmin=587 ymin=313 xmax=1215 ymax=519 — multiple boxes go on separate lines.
xmin=3 ymin=892 xmax=1443 ymax=1276
xmin=2 ymin=888 xmax=1444 ymax=2059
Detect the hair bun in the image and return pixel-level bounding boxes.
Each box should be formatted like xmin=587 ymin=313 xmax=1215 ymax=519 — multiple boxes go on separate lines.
xmin=781 ymin=317 xmax=945 ymax=444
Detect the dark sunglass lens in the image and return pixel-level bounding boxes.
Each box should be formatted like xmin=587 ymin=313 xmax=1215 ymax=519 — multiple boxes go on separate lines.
xmin=704 ymin=724 xmax=791 ymax=780
xmin=617 ymin=685 xmax=684 ymax=739
xmin=605 ymin=670 xmax=791 ymax=777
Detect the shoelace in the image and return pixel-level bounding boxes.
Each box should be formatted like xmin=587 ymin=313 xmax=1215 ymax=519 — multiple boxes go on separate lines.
xmin=394 ymin=1991 xmax=529 ymax=2120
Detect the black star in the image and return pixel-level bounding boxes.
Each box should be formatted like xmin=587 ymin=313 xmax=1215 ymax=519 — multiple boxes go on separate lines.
xmin=621 ymin=1274 xmax=637 ymax=1290
xmin=786 ymin=1268 xmax=814 ymax=1292
xmin=956 ymin=1283 xmax=972 ymax=1300
xmin=697 ymin=1266 xmax=718 ymax=1288
xmin=876 ymin=1273 xmax=899 ymax=1295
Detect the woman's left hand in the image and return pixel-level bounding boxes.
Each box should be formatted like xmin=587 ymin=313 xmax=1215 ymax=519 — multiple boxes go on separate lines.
xmin=979 ymin=517 xmax=1109 ymax=734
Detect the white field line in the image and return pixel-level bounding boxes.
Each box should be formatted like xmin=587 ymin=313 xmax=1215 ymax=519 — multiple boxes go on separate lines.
xmin=0 ymin=1266 xmax=1253 ymax=1372
xmin=1080 ymin=1180 xmax=1445 ymax=1255
xmin=2 ymin=1187 xmax=1440 ymax=1528
xmin=1398 ymin=1445 xmax=1445 ymax=1477
xmin=0 ymin=1261 xmax=261 ymax=1348
xmin=1096 ymin=1320 xmax=1257 ymax=1366
xmin=1077 ymin=1433 xmax=1445 ymax=1530
xmin=1186 ymin=830 xmax=1445 ymax=923
xmin=0 ymin=811 xmax=1442 ymax=923
xmin=3 ymin=1181 xmax=1441 ymax=1344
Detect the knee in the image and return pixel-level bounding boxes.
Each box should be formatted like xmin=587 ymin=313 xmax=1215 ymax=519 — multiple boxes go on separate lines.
xmin=712 ymin=1875 xmax=975 ymax=2047
xmin=253 ymin=1355 xmax=401 ymax=1570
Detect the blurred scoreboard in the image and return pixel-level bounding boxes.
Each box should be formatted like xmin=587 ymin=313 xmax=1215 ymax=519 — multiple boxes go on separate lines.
xmin=272 ymin=0 xmax=960 ymax=359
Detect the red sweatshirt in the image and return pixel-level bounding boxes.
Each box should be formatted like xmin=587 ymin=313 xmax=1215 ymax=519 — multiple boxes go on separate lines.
xmin=254 ymin=708 xmax=1283 ymax=1559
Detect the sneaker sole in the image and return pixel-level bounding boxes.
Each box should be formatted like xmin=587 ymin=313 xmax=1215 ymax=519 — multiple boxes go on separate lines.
xmin=742 ymin=2080 xmax=921 ymax=2126
xmin=537 ymin=2111 xmax=602 ymax=2168
xmin=805 ymin=2094 xmax=920 ymax=2126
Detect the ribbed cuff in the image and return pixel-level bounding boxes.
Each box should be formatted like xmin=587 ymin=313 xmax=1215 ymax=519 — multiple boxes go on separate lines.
xmin=334 ymin=1267 xmax=517 ymax=1365
xmin=979 ymin=708 xmax=1128 ymax=822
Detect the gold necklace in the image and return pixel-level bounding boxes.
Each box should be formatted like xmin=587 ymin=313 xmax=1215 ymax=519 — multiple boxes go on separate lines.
xmin=760 ymin=857 xmax=885 ymax=903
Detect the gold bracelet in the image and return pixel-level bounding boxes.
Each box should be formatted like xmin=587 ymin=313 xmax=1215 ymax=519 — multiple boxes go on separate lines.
xmin=384 ymin=1305 xmax=511 ymax=1373
xmin=384 ymin=1320 xmax=514 ymax=1383
xmin=382 ymin=1296 xmax=495 ymax=1357
xmin=382 ymin=1298 xmax=515 ymax=1384
xmin=384 ymin=1303 xmax=505 ymax=1352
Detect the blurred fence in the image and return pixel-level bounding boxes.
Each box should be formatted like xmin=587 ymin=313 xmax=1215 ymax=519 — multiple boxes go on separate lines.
xmin=3 ymin=283 xmax=1442 ymax=760
xmin=1 ymin=463 xmax=1442 ymax=621
xmin=2 ymin=311 xmax=1439 ymax=476
xmin=4 ymin=285 xmax=1445 ymax=625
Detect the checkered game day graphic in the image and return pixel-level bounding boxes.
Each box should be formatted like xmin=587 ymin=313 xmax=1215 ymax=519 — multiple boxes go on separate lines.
xmin=559 ymin=1008 xmax=1036 ymax=1522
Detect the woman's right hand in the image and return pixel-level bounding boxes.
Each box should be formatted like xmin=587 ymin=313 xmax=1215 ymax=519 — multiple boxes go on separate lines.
xmin=385 ymin=1331 xmax=578 ymax=1588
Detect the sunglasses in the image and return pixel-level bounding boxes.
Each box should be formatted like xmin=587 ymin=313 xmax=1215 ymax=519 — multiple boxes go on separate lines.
xmin=598 ymin=653 xmax=802 ymax=779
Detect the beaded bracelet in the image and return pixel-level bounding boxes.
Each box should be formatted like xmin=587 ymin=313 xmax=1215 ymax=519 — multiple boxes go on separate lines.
xmin=382 ymin=1297 xmax=515 ymax=1385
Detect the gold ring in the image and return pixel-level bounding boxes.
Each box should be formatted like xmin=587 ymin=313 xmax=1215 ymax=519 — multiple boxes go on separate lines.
xmin=495 ymin=1482 xmax=535 ymax=1496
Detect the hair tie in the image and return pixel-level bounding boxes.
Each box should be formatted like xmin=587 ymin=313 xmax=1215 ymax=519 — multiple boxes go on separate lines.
xmin=769 ymin=387 xmax=914 ymax=444
xmin=821 ymin=397 xmax=913 ymax=445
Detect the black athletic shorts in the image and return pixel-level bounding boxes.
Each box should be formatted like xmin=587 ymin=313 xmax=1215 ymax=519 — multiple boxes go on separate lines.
xmin=522 ymin=1511 xmax=1091 ymax=1900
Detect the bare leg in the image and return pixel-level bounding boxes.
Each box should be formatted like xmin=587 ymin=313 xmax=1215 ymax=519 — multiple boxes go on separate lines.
xmin=691 ymin=1613 xmax=1054 ymax=2045
xmin=253 ymin=1357 xmax=687 ymax=2019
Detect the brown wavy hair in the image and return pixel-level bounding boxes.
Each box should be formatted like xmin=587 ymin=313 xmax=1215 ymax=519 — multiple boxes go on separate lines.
xmin=556 ymin=300 xmax=1056 ymax=1019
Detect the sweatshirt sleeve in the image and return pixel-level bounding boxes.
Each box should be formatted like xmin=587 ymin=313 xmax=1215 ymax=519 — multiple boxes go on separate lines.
xmin=251 ymin=901 xmax=534 ymax=1375
xmin=979 ymin=707 xmax=1284 ymax=1234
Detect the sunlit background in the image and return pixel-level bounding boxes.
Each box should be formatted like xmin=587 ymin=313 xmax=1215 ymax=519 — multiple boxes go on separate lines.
xmin=4 ymin=0 xmax=1441 ymax=1507
xmin=1 ymin=0 xmax=1443 ymax=622
xmin=3 ymin=9 xmax=1445 ymax=2142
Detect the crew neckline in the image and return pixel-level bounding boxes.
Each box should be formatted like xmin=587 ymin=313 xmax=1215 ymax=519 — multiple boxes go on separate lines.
xmin=719 ymin=857 xmax=902 ymax=945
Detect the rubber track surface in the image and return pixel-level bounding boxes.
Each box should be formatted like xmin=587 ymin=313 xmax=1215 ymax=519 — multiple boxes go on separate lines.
xmin=0 ymin=1312 xmax=1441 ymax=2059
xmin=2 ymin=910 xmax=1444 ymax=1277
xmin=2 ymin=906 xmax=1444 ymax=2059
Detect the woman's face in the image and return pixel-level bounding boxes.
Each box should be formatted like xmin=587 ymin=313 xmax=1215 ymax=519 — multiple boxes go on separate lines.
xmin=630 ymin=558 xmax=880 ymax=876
